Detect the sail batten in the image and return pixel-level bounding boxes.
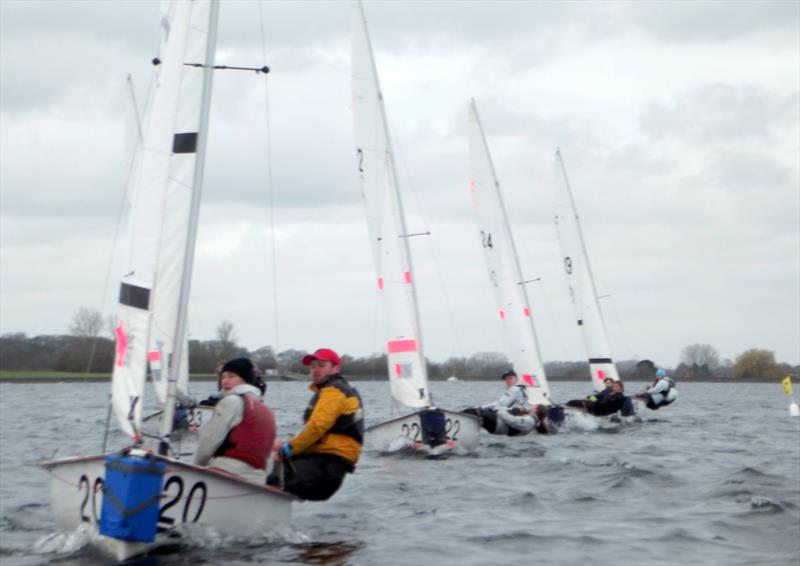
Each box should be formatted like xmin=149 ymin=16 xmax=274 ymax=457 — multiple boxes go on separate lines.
xmin=467 ymin=100 xmax=551 ymax=405
xmin=554 ymin=150 xmax=619 ymax=390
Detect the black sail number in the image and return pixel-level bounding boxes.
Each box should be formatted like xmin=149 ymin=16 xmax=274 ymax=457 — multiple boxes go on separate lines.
xmin=158 ymin=476 xmax=209 ymax=530
xmin=480 ymin=230 xmax=493 ymax=249
xmin=564 ymin=256 xmax=573 ymax=274
xmin=78 ymin=475 xmax=104 ymax=524
xmin=91 ymin=477 xmax=104 ymax=523
xmin=182 ymin=481 xmax=207 ymax=523
xmin=157 ymin=476 xmax=184 ymax=530
xmin=78 ymin=475 xmax=91 ymax=523
xmin=401 ymin=422 xmax=421 ymax=442
xmin=445 ymin=418 xmax=461 ymax=441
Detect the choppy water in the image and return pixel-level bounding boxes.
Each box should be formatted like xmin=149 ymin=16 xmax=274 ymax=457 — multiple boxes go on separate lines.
xmin=1 ymin=380 xmax=798 ymax=566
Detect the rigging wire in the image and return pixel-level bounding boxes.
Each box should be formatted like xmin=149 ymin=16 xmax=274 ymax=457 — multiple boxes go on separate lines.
xmin=257 ymin=0 xmax=280 ymax=369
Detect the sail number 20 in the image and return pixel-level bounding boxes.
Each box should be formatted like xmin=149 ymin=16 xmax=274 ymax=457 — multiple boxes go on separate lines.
xmin=77 ymin=473 xmax=207 ymax=529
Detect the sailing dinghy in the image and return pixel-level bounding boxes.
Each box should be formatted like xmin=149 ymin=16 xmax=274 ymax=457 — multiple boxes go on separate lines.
xmin=553 ymin=150 xmax=637 ymax=419
xmin=351 ymin=2 xmax=479 ymax=456
xmin=467 ymin=101 xmax=554 ymax=404
xmin=463 ymin=100 xmax=560 ymax=435
xmin=40 ymin=2 xmax=293 ymax=560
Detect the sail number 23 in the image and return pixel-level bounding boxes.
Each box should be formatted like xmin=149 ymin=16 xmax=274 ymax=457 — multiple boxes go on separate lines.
xmin=77 ymin=473 xmax=207 ymax=529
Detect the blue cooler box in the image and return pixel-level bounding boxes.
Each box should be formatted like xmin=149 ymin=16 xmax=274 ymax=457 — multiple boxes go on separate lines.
xmin=99 ymin=453 xmax=166 ymax=542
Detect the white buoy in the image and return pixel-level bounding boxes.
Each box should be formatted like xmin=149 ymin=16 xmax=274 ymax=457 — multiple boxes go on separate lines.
xmin=790 ymin=402 xmax=800 ymax=417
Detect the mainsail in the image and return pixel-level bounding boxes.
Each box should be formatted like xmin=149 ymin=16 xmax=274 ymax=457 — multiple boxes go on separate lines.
xmin=553 ymin=149 xmax=619 ymax=391
xmin=112 ymin=0 xmax=215 ymax=435
xmin=467 ymin=100 xmax=551 ymax=405
xmin=352 ymin=2 xmax=430 ymax=409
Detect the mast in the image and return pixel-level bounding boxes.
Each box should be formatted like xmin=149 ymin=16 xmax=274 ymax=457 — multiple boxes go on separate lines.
xmin=158 ymin=0 xmax=220 ymax=452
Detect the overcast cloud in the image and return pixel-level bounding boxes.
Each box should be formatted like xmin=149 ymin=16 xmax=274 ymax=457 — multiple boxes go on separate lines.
xmin=1 ymin=0 xmax=798 ymax=370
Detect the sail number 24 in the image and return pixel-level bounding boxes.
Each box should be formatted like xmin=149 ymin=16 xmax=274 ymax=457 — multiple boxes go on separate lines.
xmin=77 ymin=473 xmax=207 ymax=529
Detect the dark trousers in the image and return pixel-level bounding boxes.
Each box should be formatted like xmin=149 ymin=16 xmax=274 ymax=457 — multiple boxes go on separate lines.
xmin=267 ymin=454 xmax=353 ymax=501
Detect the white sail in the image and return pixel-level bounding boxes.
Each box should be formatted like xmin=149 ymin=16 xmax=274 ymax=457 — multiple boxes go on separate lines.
xmin=553 ymin=149 xmax=619 ymax=391
xmin=352 ymin=2 xmax=430 ymax=409
xmin=112 ymin=0 xmax=213 ymax=435
xmin=467 ymin=100 xmax=552 ymax=406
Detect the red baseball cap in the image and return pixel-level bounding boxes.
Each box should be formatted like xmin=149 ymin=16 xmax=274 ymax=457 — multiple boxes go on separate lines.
xmin=301 ymin=348 xmax=341 ymax=366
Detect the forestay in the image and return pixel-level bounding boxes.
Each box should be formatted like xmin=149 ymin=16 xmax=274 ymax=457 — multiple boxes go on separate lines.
xmin=467 ymin=100 xmax=552 ymax=405
xmin=553 ymin=149 xmax=619 ymax=390
xmin=112 ymin=1 xmax=213 ymax=435
xmin=352 ymin=3 xmax=429 ymax=409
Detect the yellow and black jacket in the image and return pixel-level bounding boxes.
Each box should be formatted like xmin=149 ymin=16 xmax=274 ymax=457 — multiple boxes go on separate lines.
xmin=288 ymin=374 xmax=364 ymax=465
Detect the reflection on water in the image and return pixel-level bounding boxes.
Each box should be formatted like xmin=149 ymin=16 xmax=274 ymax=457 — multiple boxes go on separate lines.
xmin=293 ymin=541 xmax=365 ymax=566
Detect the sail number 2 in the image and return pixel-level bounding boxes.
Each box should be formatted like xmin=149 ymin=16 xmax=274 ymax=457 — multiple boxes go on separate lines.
xmin=77 ymin=473 xmax=207 ymax=529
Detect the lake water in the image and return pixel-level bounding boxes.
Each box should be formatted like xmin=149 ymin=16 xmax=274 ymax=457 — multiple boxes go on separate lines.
xmin=1 ymin=380 xmax=798 ymax=566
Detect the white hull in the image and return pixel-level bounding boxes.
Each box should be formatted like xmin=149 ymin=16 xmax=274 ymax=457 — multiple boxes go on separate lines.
xmin=41 ymin=451 xmax=294 ymax=561
xmin=366 ymin=409 xmax=480 ymax=455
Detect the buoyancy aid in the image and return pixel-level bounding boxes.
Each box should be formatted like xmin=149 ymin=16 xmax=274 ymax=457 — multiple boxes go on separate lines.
xmin=304 ymin=375 xmax=364 ymax=445
xmin=215 ymin=393 xmax=273 ymax=470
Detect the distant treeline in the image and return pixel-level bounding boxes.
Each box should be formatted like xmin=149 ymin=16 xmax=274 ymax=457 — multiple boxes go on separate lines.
xmin=2 ymin=332 xmax=796 ymax=381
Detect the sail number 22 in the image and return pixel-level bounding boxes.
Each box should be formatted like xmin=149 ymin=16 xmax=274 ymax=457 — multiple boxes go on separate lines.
xmin=77 ymin=473 xmax=207 ymax=529
xmin=400 ymin=418 xmax=461 ymax=442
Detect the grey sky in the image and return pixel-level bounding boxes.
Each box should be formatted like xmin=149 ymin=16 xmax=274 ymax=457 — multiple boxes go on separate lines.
xmin=1 ymin=0 xmax=798 ymax=369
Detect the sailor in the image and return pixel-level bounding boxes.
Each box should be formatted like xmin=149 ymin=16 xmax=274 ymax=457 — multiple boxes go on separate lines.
xmin=489 ymin=370 xmax=530 ymax=410
xmin=267 ymin=348 xmax=363 ymax=501
xmin=194 ymin=357 xmax=276 ymax=483
xmin=565 ymin=380 xmax=629 ymax=417
xmin=464 ymin=370 xmax=549 ymax=435
xmin=639 ymin=368 xmax=678 ymax=409
xmin=595 ymin=377 xmax=615 ymax=401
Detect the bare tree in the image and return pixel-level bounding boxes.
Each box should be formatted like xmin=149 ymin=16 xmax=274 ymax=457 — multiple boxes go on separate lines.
xmin=211 ymin=319 xmax=241 ymax=362
xmin=69 ymin=307 xmax=104 ymax=337
xmin=680 ymin=343 xmax=720 ymax=369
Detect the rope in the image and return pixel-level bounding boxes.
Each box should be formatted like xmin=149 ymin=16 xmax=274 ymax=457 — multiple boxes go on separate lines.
xmin=257 ymin=1 xmax=280 ymax=366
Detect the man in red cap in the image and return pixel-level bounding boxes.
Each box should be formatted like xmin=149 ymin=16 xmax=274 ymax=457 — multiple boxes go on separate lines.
xmin=267 ymin=348 xmax=364 ymax=500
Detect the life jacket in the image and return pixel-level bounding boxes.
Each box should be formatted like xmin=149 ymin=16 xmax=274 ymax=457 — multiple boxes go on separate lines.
xmin=214 ymin=393 xmax=273 ymax=470
xmin=304 ymin=375 xmax=364 ymax=445
xmin=510 ymin=384 xmax=529 ymax=410
xmin=653 ymin=378 xmax=675 ymax=406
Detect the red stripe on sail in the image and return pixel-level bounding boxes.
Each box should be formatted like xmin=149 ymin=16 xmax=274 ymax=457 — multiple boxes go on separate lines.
xmin=394 ymin=363 xmax=402 ymax=376
xmin=404 ymin=271 xmax=412 ymax=284
xmin=148 ymin=351 xmax=161 ymax=362
xmin=499 ymin=309 xmax=506 ymax=320
xmin=523 ymin=307 xmax=530 ymax=317
xmin=377 ymin=277 xmax=384 ymax=290
xmin=522 ymin=374 xmax=535 ymax=386
xmin=596 ymin=369 xmax=606 ymax=381
xmin=388 ymin=339 xmax=417 ymax=354
xmin=114 ymin=321 xmax=128 ymax=367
